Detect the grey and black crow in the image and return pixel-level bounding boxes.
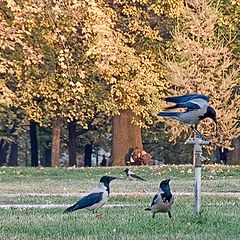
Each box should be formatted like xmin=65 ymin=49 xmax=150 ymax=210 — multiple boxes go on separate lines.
xmin=124 ymin=168 xmax=146 ymax=181
xmin=158 ymin=94 xmax=217 ymax=136
xmin=64 ymin=176 xmax=116 ymax=214
xmin=145 ymin=179 xmax=174 ymax=218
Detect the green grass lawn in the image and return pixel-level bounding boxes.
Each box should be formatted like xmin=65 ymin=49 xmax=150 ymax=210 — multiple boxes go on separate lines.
xmin=0 ymin=165 xmax=240 ymax=239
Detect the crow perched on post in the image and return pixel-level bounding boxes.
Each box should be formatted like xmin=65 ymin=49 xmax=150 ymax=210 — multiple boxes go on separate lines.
xmin=158 ymin=94 xmax=217 ymax=136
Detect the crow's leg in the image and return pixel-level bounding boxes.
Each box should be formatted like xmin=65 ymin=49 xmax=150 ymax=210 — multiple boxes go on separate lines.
xmin=96 ymin=211 xmax=104 ymax=219
xmin=168 ymin=211 xmax=172 ymax=218
xmin=191 ymin=125 xmax=203 ymax=138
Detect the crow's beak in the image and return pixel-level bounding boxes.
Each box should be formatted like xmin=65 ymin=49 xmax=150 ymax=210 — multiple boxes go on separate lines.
xmin=213 ymin=117 xmax=217 ymax=125
xmin=211 ymin=117 xmax=218 ymax=137
xmin=110 ymin=176 xmax=117 ymax=181
xmin=166 ymin=179 xmax=170 ymax=183
xmin=214 ymin=120 xmax=219 ymax=137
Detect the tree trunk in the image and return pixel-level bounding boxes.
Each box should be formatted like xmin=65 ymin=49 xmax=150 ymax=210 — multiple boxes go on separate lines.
xmin=8 ymin=142 xmax=18 ymax=166
xmin=95 ymin=145 xmax=99 ymax=166
xmin=68 ymin=120 xmax=77 ymax=166
xmin=30 ymin=120 xmax=39 ymax=167
xmin=43 ymin=146 xmax=51 ymax=167
xmin=0 ymin=139 xmax=9 ymax=166
xmin=112 ymin=109 xmax=143 ymax=166
xmin=51 ymin=117 xmax=61 ymax=167
xmin=228 ymin=137 xmax=240 ymax=165
xmin=84 ymin=143 xmax=92 ymax=167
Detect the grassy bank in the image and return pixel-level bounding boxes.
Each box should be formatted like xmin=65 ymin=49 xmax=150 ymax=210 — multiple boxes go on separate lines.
xmin=0 ymin=165 xmax=239 ymax=239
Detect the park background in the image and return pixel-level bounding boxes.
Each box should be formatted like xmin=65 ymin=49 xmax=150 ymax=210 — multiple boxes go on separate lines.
xmin=0 ymin=0 xmax=240 ymax=167
xmin=0 ymin=1 xmax=240 ymax=239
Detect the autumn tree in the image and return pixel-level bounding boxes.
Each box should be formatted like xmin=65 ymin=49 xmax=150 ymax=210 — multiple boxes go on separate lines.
xmin=1 ymin=0 xmax=116 ymax=167
xmin=0 ymin=33 xmax=25 ymax=166
xmin=216 ymin=0 xmax=240 ymax=164
xmin=0 ymin=0 xmax=41 ymax=166
xmin=85 ymin=0 xmax=184 ymax=165
xmin=160 ymin=0 xmax=240 ymax=152
xmin=0 ymin=81 xmax=14 ymax=165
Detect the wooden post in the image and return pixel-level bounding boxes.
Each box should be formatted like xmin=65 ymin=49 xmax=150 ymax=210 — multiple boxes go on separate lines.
xmin=186 ymin=135 xmax=210 ymax=216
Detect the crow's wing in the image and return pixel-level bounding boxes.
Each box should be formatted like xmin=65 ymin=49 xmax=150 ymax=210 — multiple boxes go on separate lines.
xmin=64 ymin=192 xmax=103 ymax=213
xmin=151 ymin=193 xmax=160 ymax=207
xmin=165 ymin=94 xmax=209 ymax=104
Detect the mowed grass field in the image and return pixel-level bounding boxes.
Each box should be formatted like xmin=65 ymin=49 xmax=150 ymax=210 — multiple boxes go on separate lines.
xmin=0 ymin=165 xmax=240 ymax=240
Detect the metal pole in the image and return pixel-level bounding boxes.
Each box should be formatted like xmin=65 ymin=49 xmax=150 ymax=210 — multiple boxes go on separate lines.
xmin=186 ymin=135 xmax=210 ymax=216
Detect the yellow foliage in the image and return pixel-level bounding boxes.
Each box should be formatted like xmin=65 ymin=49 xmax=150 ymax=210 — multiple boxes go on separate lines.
xmin=0 ymin=0 xmax=181 ymax=126
xmin=0 ymin=81 xmax=15 ymax=107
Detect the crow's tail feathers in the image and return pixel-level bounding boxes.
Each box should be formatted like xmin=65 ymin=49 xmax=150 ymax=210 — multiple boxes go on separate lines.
xmin=64 ymin=203 xmax=78 ymax=214
xmin=137 ymin=176 xmax=146 ymax=181
xmin=145 ymin=207 xmax=151 ymax=211
xmin=157 ymin=112 xmax=179 ymax=118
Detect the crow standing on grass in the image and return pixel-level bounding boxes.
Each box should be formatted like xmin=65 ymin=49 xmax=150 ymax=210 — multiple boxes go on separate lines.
xmin=124 ymin=168 xmax=146 ymax=181
xmin=145 ymin=179 xmax=174 ymax=218
xmin=158 ymin=94 xmax=217 ymax=136
xmin=64 ymin=176 xmax=116 ymax=214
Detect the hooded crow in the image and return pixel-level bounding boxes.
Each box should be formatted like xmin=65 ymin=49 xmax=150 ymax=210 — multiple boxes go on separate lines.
xmin=64 ymin=176 xmax=116 ymax=214
xmin=124 ymin=168 xmax=146 ymax=181
xmin=145 ymin=179 xmax=174 ymax=218
xmin=158 ymin=94 xmax=217 ymax=136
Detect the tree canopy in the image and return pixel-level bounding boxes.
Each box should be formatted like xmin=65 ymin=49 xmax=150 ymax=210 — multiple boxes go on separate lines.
xmin=1 ymin=0 xmax=174 ymax=127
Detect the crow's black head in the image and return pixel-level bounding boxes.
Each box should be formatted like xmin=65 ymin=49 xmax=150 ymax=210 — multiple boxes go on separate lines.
xmin=159 ymin=179 xmax=171 ymax=192
xmin=159 ymin=179 xmax=172 ymax=202
xmin=100 ymin=176 xmax=117 ymax=184
xmin=205 ymin=106 xmax=217 ymax=124
xmin=124 ymin=168 xmax=129 ymax=173
xmin=100 ymin=176 xmax=116 ymax=196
